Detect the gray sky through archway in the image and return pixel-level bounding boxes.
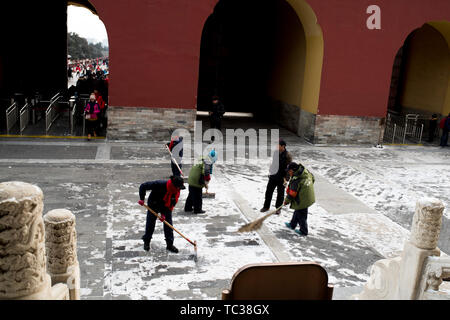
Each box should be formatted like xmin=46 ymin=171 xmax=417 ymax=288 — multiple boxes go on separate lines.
xmin=67 ymin=5 xmax=108 ymax=46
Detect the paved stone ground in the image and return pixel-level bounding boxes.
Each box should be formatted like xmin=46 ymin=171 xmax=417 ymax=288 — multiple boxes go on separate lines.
xmin=0 ymin=124 xmax=449 ymax=300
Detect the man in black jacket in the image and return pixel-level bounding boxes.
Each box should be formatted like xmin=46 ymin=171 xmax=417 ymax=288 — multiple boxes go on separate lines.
xmin=428 ymin=114 xmax=438 ymax=143
xmin=138 ymin=176 xmax=186 ymax=253
xmin=260 ymin=139 xmax=292 ymax=214
xmin=209 ymin=96 xmax=225 ymax=142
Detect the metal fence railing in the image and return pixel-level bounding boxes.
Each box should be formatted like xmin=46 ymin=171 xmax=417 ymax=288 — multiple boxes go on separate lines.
xmin=19 ymin=103 xmax=31 ymax=134
xmin=45 ymin=93 xmax=62 ymax=135
xmin=6 ymin=102 xmax=18 ymax=135
xmin=82 ymin=111 xmax=86 ymax=136
xmin=384 ymin=112 xmax=425 ymax=144
xmin=69 ymin=97 xmax=76 ymax=135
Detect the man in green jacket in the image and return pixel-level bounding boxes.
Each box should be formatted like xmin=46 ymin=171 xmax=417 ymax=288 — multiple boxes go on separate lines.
xmin=184 ymin=150 xmax=217 ymax=214
xmin=284 ymin=162 xmax=315 ymax=236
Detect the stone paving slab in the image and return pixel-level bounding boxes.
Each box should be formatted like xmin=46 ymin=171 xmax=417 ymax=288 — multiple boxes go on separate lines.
xmin=0 ymin=144 xmax=97 ymax=159
xmin=1 ymin=139 xmax=449 ymax=300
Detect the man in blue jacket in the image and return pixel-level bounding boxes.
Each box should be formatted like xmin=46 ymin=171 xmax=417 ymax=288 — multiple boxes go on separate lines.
xmin=138 ymin=176 xmax=185 ymax=253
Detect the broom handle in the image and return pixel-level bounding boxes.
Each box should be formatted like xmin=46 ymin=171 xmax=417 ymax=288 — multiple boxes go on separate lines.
xmin=262 ymin=205 xmax=285 ymax=221
xmin=167 ymin=145 xmax=209 ymax=193
xmin=143 ymin=203 xmax=196 ymax=247
xmin=166 ymin=145 xmax=185 ymax=178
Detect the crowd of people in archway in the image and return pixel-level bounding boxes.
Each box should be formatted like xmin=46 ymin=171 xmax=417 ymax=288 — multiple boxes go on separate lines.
xmin=67 ymin=57 xmax=108 ymax=99
xmin=68 ymin=57 xmax=108 ymax=79
xmin=66 ymin=57 xmax=109 ymax=138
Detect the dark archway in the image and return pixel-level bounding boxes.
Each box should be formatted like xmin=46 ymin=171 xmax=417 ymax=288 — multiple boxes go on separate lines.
xmin=385 ymin=21 xmax=450 ymax=144
xmin=0 ymin=1 xmax=68 ymax=101
xmin=0 ymin=0 xmax=109 ymax=136
xmin=388 ymin=22 xmax=450 ymax=117
xmin=197 ymin=0 xmax=306 ymax=120
xmin=196 ymin=0 xmax=323 ymax=136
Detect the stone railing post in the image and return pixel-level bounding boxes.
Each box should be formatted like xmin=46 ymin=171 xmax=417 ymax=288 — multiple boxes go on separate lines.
xmin=355 ymin=197 xmax=447 ymax=300
xmin=397 ymin=198 xmax=444 ymax=299
xmin=44 ymin=209 xmax=80 ymax=300
xmin=0 ymin=181 xmax=69 ymax=300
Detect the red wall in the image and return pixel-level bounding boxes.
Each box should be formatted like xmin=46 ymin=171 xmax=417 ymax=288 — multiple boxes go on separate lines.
xmin=91 ymin=0 xmax=450 ymax=117
xmin=308 ymin=0 xmax=450 ymax=117
xmin=91 ymin=0 xmax=216 ymax=110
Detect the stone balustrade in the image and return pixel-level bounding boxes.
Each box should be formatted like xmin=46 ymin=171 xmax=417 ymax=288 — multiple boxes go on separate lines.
xmin=0 ymin=181 xmax=79 ymax=300
xmin=355 ymin=197 xmax=450 ymax=300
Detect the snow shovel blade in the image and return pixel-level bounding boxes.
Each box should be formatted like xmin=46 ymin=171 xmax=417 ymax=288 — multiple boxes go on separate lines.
xmin=194 ymin=240 xmax=198 ymax=262
xmin=203 ymin=192 xmax=216 ymax=199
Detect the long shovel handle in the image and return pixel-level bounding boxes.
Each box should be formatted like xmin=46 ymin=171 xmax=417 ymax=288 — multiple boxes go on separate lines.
xmin=165 ymin=145 xmax=185 ymax=178
xmin=143 ymin=203 xmax=196 ymax=247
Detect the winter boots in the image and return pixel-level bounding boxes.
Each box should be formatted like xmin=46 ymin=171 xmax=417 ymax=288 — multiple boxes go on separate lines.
xmin=166 ymin=244 xmax=179 ymax=253
xmin=285 ymin=222 xmax=294 ymax=230
xmin=295 ymin=229 xmax=307 ymax=237
xmin=142 ymin=236 xmax=151 ymax=251
xmin=285 ymin=222 xmax=307 ymax=236
xmin=142 ymin=237 xmax=179 ymax=253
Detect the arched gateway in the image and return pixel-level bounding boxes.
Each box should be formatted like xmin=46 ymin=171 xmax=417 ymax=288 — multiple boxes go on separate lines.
xmin=196 ymin=0 xmax=324 ymax=138
xmin=2 ymin=0 xmax=450 ymax=144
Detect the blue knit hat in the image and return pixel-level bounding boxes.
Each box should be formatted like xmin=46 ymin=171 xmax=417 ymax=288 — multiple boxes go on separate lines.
xmin=208 ymin=150 xmax=217 ymax=163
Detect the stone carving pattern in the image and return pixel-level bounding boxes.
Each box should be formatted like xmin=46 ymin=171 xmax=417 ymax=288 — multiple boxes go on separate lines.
xmin=409 ymin=201 xmax=444 ymax=250
xmin=419 ymin=257 xmax=450 ymax=296
xmin=355 ymin=257 xmax=401 ymax=300
xmin=45 ymin=219 xmax=77 ymax=275
xmin=0 ymin=187 xmax=47 ymax=298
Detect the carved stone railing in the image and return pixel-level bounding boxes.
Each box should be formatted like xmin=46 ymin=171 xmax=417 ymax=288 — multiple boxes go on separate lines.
xmin=355 ymin=198 xmax=450 ymax=300
xmin=0 ymin=181 xmax=79 ymax=300
xmin=44 ymin=209 xmax=80 ymax=300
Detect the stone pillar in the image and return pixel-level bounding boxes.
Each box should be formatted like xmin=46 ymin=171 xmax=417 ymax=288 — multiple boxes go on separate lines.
xmin=397 ymin=198 xmax=444 ymax=300
xmin=0 ymin=181 xmax=68 ymax=300
xmin=355 ymin=197 xmax=446 ymax=300
xmin=44 ymin=209 xmax=80 ymax=300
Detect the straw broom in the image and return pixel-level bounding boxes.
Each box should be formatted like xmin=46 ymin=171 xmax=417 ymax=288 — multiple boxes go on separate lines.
xmin=238 ymin=205 xmax=284 ymax=233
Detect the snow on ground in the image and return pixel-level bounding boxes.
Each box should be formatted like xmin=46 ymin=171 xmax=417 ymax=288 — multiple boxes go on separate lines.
xmin=215 ymin=144 xmax=450 ymax=287
xmin=52 ymin=143 xmax=450 ymax=299
xmin=100 ymin=179 xmax=277 ymax=299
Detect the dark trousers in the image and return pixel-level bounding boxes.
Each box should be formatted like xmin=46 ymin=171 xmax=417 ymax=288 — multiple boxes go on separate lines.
xmin=289 ymin=208 xmax=308 ymax=235
xmin=210 ymin=116 xmax=222 ymax=131
xmin=184 ymin=185 xmax=203 ymax=212
xmin=264 ymin=177 xmax=285 ymax=209
xmin=171 ymin=161 xmax=182 ymax=177
xmin=142 ymin=205 xmax=174 ymax=245
xmin=428 ymin=124 xmax=437 ymax=142
xmin=86 ymin=119 xmax=98 ymax=135
xmin=440 ymin=130 xmax=449 ymax=146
